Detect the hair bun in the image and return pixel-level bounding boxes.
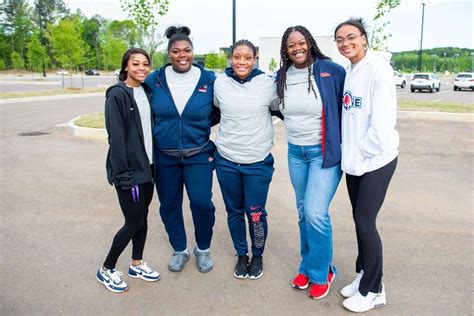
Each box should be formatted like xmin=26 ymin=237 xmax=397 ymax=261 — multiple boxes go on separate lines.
xmin=165 ymin=26 xmax=178 ymax=39
xmin=177 ymin=26 xmax=191 ymax=36
xmin=165 ymin=25 xmax=191 ymax=39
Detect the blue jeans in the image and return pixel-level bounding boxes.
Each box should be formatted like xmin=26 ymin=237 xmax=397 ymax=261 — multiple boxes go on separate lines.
xmin=214 ymin=151 xmax=274 ymax=256
xmin=287 ymin=143 xmax=342 ymax=284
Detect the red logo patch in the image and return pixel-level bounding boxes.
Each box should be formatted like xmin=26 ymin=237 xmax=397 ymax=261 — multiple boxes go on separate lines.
xmin=320 ymin=72 xmax=331 ymax=77
xmin=198 ymin=85 xmax=207 ymax=92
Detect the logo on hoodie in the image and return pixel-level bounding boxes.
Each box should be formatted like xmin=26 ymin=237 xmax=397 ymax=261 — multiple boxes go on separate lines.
xmin=343 ymin=91 xmax=362 ymax=110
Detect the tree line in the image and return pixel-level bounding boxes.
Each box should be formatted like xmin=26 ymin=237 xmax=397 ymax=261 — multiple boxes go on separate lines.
xmin=392 ymin=47 xmax=473 ymax=73
xmin=1 ymin=1 xmax=472 ymax=74
xmin=0 ymin=0 xmax=168 ymax=73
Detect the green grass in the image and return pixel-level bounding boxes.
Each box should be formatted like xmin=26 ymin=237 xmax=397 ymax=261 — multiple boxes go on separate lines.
xmin=398 ymin=100 xmax=474 ymax=113
xmin=0 ymin=87 xmax=106 ymax=99
xmin=74 ymin=112 xmax=105 ymax=129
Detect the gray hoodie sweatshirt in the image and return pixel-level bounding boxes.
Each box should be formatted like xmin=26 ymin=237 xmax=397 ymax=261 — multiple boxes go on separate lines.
xmin=213 ymin=72 xmax=279 ymax=164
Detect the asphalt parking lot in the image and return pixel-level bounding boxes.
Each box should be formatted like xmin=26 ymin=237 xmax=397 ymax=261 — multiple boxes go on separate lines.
xmin=0 ymin=95 xmax=472 ymax=315
xmin=396 ymin=76 xmax=474 ymax=104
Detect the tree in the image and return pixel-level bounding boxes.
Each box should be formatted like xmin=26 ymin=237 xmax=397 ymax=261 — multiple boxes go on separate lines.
xmin=46 ymin=17 xmax=85 ymax=71
xmin=120 ymin=0 xmax=169 ymax=58
xmin=101 ymin=33 xmax=127 ymax=71
xmin=11 ymin=51 xmax=24 ymax=70
xmin=120 ymin=0 xmax=169 ymax=32
xmin=268 ymin=57 xmax=277 ymax=73
xmin=152 ymin=50 xmax=168 ymax=68
xmin=370 ymin=0 xmax=401 ymax=51
xmin=27 ymin=32 xmax=48 ymax=72
xmin=34 ymin=0 xmax=70 ymax=27
xmin=204 ymin=51 xmax=227 ymax=71
xmin=79 ymin=14 xmax=106 ymax=69
xmin=0 ymin=0 xmax=35 ymax=61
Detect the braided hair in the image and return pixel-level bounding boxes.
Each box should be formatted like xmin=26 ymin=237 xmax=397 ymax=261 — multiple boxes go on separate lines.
xmin=231 ymin=39 xmax=257 ymax=57
xmin=278 ymin=25 xmax=329 ymax=108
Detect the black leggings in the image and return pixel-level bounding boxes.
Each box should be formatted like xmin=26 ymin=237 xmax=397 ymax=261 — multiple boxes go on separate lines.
xmin=346 ymin=157 xmax=397 ymax=296
xmin=103 ymin=182 xmax=154 ymax=269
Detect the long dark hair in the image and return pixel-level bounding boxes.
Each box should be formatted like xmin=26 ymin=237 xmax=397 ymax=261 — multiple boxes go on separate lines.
xmin=278 ymin=25 xmax=329 ymax=108
xmin=334 ymin=17 xmax=369 ymax=47
xmin=165 ymin=25 xmax=192 ymax=51
xmin=118 ymin=47 xmax=151 ymax=82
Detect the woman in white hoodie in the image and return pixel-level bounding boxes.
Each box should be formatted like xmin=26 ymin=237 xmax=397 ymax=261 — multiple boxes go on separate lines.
xmin=335 ymin=18 xmax=399 ymax=313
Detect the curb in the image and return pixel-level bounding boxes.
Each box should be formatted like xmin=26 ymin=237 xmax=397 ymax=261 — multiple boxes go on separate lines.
xmin=68 ymin=115 xmax=107 ymax=141
xmin=398 ymin=110 xmax=473 ymax=122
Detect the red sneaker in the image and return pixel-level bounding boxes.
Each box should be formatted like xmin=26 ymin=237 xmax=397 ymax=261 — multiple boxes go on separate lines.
xmin=292 ymin=273 xmax=310 ymax=289
xmin=309 ymin=283 xmax=330 ymax=300
xmin=328 ymin=271 xmax=335 ymax=285
xmin=309 ymin=272 xmax=334 ymax=300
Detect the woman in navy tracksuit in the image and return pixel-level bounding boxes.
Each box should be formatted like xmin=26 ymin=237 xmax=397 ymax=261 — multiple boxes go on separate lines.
xmin=145 ymin=26 xmax=217 ymax=273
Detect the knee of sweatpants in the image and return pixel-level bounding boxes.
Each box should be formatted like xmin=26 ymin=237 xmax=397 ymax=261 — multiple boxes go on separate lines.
xmin=190 ymin=197 xmax=214 ymax=213
xmin=245 ymin=206 xmax=268 ymax=223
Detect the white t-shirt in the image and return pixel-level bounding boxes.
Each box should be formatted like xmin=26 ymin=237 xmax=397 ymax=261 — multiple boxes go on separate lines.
xmin=165 ymin=65 xmax=201 ymax=115
xmin=133 ymin=86 xmax=153 ymax=164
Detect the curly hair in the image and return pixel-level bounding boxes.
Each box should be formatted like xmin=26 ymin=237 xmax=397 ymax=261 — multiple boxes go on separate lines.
xmin=278 ymin=25 xmax=329 ymax=108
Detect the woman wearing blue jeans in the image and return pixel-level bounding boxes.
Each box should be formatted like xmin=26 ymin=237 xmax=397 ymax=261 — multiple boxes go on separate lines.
xmin=276 ymin=26 xmax=345 ymax=300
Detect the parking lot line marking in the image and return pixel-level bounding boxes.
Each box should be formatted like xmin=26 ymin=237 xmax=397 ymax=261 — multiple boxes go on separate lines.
xmin=432 ymin=99 xmax=442 ymax=102
xmin=438 ymin=91 xmax=450 ymax=94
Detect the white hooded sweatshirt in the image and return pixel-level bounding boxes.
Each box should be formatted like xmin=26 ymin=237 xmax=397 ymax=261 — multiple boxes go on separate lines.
xmin=341 ymin=50 xmax=399 ymax=176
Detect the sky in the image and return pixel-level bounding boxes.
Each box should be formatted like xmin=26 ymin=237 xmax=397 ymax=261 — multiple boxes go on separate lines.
xmin=62 ymin=0 xmax=473 ymax=54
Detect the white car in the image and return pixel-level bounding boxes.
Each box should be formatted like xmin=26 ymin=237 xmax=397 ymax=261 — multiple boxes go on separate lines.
xmin=410 ymin=73 xmax=441 ymax=93
xmin=56 ymin=70 xmax=69 ymax=75
xmin=394 ymin=71 xmax=407 ymax=88
xmin=453 ymin=72 xmax=474 ymax=91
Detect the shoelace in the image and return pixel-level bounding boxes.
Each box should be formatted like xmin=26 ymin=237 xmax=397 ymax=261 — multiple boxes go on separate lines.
xmin=108 ymin=270 xmax=124 ymax=284
xmin=137 ymin=262 xmax=153 ymax=273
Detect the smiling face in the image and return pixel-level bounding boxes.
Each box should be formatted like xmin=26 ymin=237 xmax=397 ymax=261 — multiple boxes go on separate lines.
xmin=169 ymin=40 xmax=193 ymax=73
xmin=287 ymin=31 xmax=310 ymax=69
xmin=231 ymin=45 xmax=256 ymax=80
xmin=335 ymin=24 xmax=367 ymax=64
xmin=125 ymin=53 xmax=150 ymax=86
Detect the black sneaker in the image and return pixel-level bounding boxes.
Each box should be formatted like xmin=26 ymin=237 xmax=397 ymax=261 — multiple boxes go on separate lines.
xmin=233 ymin=255 xmax=249 ymax=279
xmin=248 ymin=255 xmax=263 ymax=279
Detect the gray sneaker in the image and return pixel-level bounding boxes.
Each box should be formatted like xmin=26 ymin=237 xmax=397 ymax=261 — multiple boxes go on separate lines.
xmin=168 ymin=250 xmax=190 ymax=272
xmin=194 ymin=246 xmax=213 ymax=273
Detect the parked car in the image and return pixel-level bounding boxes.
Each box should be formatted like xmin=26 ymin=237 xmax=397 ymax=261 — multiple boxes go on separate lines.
xmin=394 ymin=71 xmax=407 ymax=88
xmin=56 ymin=70 xmax=69 ymax=75
xmin=85 ymin=69 xmax=100 ymax=76
xmin=410 ymin=73 xmax=441 ymax=93
xmin=453 ymin=72 xmax=474 ymax=91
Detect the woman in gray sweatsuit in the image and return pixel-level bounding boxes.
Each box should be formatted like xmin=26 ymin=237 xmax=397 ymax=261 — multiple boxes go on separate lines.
xmin=213 ymin=39 xmax=279 ymax=280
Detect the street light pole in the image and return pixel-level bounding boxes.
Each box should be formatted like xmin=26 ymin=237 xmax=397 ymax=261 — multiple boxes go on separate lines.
xmin=232 ymin=0 xmax=236 ymax=45
xmin=418 ymin=3 xmax=425 ymax=72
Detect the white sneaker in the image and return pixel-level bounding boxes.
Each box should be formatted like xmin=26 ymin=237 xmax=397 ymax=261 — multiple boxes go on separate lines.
xmin=128 ymin=261 xmax=160 ymax=281
xmin=342 ymin=284 xmax=386 ymax=313
xmin=340 ymin=270 xmax=364 ymax=298
xmin=96 ymin=267 xmax=128 ymax=293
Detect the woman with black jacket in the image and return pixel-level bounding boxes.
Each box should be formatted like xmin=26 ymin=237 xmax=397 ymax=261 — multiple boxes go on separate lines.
xmin=96 ymin=48 xmax=160 ymax=293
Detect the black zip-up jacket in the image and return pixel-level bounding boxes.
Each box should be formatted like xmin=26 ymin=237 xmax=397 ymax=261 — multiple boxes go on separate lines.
xmin=105 ymin=81 xmax=154 ymax=188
